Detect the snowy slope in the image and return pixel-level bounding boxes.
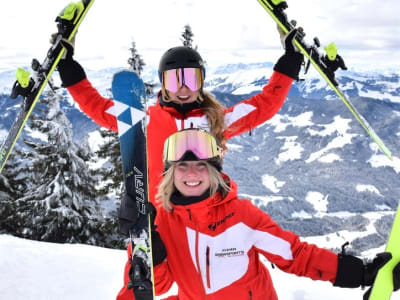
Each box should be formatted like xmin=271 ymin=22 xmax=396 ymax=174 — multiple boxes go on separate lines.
xmin=3 ymin=234 xmax=399 ymax=300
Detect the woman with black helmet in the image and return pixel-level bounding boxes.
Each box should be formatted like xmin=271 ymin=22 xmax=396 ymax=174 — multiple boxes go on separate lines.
xmin=57 ymin=29 xmax=302 ymax=222
xmin=148 ymin=129 xmax=400 ymax=300
xmin=56 ymin=29 xmax=303 ymax=299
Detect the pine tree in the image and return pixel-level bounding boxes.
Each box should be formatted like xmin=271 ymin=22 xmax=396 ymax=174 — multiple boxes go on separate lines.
xmin=0 ymin=151 xmax=21 ymax=200
xmin=181 ymin=24 xmax=196 ymax=49
xmin=0 ymin=161 xmax=16 ymax=233
xmin=0 ymin=149 xmax=28 ymax=233
xmin=0 ymin=89 xmax=114 ymax=246
xmin=127 ymin=39 xmax=146 ymax=76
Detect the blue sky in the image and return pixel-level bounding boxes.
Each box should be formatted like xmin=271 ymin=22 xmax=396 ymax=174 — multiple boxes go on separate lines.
xmin=1 ymin=0 xmax=399 ymax=71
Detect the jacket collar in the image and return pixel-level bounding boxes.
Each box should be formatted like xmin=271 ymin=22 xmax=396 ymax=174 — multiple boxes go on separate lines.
xmin=156 ymin=91 xmax=204 ymax=118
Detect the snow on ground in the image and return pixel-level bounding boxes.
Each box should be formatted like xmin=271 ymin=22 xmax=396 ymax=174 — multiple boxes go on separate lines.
xmin=317 ymin=153 xmax=342 ymax=163
xmin=274 ymin=136 xmax=304 ymax=165
xmin=354 ymin=81 xmax=400 ymax=104
xmin=247 ymin=155 xmax=260 ymax=161
xmin=262 ymin=174 xmax=286 ymax=193
xmin=0 ymin=235 xmax=400 ymax=300
xmin=305 ymin=191 xmax=329 ymax=213
xmin=239 ymin=193 xmax=294 ymax=206
xmin=4 ymin=234 xmax=400 ymax=300
xmin=269 ymin=112 xmax=315 ymax=134
xmin=291 ymin=210 xmax=313 ymax=219
xmin=367 ymin=151 xmax=400 ymax=174
xmin=0 ymin=128 xmax=7 ymax=142
xmin=206 ymin=67 xmax=273 ymax=95
xmin=0 ymin=234 xmax=126 ymax=300
xmin=356 ymin=184 xmax=382 ymax=196
xmin=306 ymin=116 xmax=357 ymax=163
xmin=303 ymin=211 xmax=395 ymax=252
xmin=226 ymin=143 xmax=243 ymax=151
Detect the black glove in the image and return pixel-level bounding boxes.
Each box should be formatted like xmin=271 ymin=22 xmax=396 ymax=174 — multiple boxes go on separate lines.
xmin=322 ymin=53 xmax=348 ymax=72
xmin=363 ymin=254 xmax=400 ymax=300
xmin=129 ymin=255 xmax=153 ymax=299
xmin=118 ymin=192 xmax=140 ymax=236
xmin=57 ymin=39 xmax=86 ymax=87
xmin=127 ymin=202 xmax=167 ymax=298
xmin=334 ymin=252 xmax=400 ymax=297
xmin=121 ymin=194 xmax=167 ymax=264
xmin=273 ymin=29 xmax=304 ymax=80
xmin=146 ymin=202 xmax=167 ymax=266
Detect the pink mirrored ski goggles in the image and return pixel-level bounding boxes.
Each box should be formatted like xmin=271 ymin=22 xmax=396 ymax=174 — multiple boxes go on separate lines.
xmin=163 ymin=129 xmax=223 ymax=163
xmin=162 ymin=68 xmax=204 ymax=93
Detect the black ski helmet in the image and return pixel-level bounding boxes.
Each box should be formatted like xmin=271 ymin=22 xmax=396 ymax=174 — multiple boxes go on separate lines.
xmin=158 ymin=46 xmax=206 ymax=82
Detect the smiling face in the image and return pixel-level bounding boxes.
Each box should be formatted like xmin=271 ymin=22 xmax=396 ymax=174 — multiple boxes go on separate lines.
xmin=167 ymin=85 xmax=200 ymax=104
xmin=173 ymin=160 xmax=211 ymax=197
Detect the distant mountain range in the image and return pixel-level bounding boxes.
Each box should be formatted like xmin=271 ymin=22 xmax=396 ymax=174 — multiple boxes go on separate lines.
xmin=1 ymin=62 xmax=399 ymax=255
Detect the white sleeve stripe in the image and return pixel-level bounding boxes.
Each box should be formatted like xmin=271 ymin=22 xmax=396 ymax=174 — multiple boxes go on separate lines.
xmin=224 ymin=103 xmax=257 ymax=127
xmin=253 ymin=230 xmax=293 ymax=260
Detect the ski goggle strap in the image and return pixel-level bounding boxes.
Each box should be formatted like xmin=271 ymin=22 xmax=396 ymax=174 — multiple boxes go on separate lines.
xmin=163 ymin=129 xmax=223 ymax=163
xmin=162 ymin=68 xmax=203 ymax=93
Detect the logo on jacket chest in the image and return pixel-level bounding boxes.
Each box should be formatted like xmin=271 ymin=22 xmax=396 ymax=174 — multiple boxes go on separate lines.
xmin=208 ymin=212 xmax=235 ymax=231
xmin=215 ymin=247 xmax=245 ymax=258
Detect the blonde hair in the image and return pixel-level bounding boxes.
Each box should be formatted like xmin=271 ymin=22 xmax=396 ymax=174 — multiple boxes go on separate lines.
xmin=156 ymin=161 xmax=230 ymax=212
xmin=161 ymin=87 xmax=228 ymax=151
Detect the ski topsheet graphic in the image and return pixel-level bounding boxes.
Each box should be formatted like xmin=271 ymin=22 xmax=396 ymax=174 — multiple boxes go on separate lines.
xmin=257 ymin=0 xmax=392 ymax=159
xmin=0 ymin=0 xmax=95 ymax=173
xmin=112 ymin=70 xmax=155 ymax=299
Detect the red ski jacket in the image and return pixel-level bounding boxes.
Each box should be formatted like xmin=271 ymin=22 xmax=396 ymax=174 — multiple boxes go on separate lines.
xmin=67 ymin=71 xmax=293 ymax=205
xmin=121 ymin=175 xmax=339 ymax=300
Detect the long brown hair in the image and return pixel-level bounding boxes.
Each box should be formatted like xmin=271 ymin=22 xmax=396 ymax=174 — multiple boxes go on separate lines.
xmin=161 ymin=87 xmax=227 ymax=151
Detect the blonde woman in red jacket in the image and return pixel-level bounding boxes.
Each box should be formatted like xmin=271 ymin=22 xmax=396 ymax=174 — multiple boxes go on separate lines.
xmin=58 ymin=31 xmax=303 ymax=300
xmin=136 ymin=129 xmax=398 ymax=300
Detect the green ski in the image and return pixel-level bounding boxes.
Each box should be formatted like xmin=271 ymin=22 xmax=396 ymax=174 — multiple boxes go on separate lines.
xmin=257 ymin=0 xmax=392 ymax=159
xmin=0 ymin=0 xmax=95 ymax=173
xmin=369 ymin=202 xmax=400 ymax=300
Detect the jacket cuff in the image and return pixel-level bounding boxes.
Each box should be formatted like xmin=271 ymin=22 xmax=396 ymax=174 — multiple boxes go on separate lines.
xmin=58 ymin=59 xmax=87 ymax=87
xmin=273 ymin=52 xmax=303 ymax=80
xmin=333 ymin=254 xmax=364 ymax=288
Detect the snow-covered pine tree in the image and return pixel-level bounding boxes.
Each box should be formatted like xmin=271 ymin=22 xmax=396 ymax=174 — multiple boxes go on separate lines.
xmin=127 ymin=39 xmax=145 ymax=76
xmin=0 ymin=170 xmax=15 ymax=233
xmin=1 ymin=89 xmax=116 ymax=246
xmin=127 ymin=39 xmax=155 ymax=96
xmin=95 ymin=127 xmax=123 ymax=198
xmin=0 ymin=173 xmax=13 ymax=201
xmin=0 ymin=149 xmax=29 ymax=233
xmin=0 ymin=156 xmax=17 ymax=231
xmin=181 ymin=24 xmax=196 ymax=49
xmin=0 ymin=151 xmax=22 ymax=201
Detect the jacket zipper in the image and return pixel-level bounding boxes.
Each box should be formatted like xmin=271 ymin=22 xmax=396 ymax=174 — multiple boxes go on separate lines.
xmin=191 ymin=209 xmax=202 ymax=282
xmin=189 ymin=209 xmax=209 ymax=298
xmin=206 ymin=246 xmax=211 ymax=289
xmin=249 ymin=290 xmax=253 ymax=300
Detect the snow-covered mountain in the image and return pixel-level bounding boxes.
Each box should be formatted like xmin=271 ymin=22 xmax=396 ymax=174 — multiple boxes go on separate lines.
xmin=1 ymin=62 xmax=399 ymax=255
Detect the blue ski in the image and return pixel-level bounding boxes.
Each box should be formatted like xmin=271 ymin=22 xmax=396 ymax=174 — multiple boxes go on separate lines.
xmin=112 ymin=70 xmax=155 ymax=299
